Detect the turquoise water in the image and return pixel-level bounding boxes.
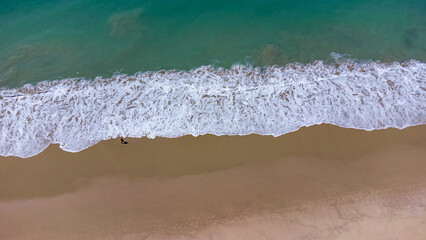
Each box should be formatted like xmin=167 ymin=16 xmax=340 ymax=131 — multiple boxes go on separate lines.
xmin=0 ymin=0 xmax=425 ymax=88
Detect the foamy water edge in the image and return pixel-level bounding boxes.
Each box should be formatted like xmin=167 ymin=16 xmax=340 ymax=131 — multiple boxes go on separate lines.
xmin=1 ymin=58 xmax=425 ymax=158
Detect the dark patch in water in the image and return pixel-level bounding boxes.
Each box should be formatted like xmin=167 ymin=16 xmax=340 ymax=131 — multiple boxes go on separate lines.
xmin=404 ymin=28 xmax=418 ymax=49
xmin=107 ymin=8 xmax=145 ymax=37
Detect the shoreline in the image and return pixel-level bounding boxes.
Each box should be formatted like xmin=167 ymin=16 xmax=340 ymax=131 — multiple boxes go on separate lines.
xmin=1 ymin=124 xmax=425 ymax=239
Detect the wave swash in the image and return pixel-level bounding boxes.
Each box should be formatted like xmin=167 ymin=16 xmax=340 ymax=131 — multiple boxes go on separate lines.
xmin=1 ymin=57 xmax=425 ymax=158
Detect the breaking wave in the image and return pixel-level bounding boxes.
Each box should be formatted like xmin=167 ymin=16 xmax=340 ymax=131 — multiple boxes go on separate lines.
xmin=1 ymin=57 xmax=425 ymax=158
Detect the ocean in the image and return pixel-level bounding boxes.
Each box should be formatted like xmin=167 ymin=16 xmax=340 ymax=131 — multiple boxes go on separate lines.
xmin=0 ymin=0 xmax=425 ymax=157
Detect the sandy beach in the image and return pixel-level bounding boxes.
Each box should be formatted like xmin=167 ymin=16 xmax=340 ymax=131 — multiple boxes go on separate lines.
xmin=1 ymin=124 xmax=425 ymax=239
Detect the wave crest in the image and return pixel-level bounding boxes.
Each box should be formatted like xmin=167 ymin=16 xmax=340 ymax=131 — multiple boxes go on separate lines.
xmin=1 ymin=59 xmax=425 ymax=158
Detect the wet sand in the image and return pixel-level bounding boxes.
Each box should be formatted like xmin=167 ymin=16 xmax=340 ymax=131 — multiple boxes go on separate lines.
xmin=0 ymin=124 xmax=425 ymax=239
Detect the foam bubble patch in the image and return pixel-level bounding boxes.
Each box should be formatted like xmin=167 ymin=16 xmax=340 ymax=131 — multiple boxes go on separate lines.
xmin=1 ymin=59 xmax=425 ymax=158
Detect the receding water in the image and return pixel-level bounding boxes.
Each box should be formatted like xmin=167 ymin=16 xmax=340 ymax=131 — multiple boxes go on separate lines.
xmin=0 ymin=0 xmax=425 ymax=87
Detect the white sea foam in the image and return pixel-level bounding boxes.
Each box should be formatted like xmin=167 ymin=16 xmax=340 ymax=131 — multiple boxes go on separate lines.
xmin=1 ymin=58 xmax=425 ymax=158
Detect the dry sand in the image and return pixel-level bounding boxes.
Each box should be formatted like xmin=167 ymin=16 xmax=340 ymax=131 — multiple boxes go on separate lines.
xmin=0 ymin=124 xmax=425 ymax=239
